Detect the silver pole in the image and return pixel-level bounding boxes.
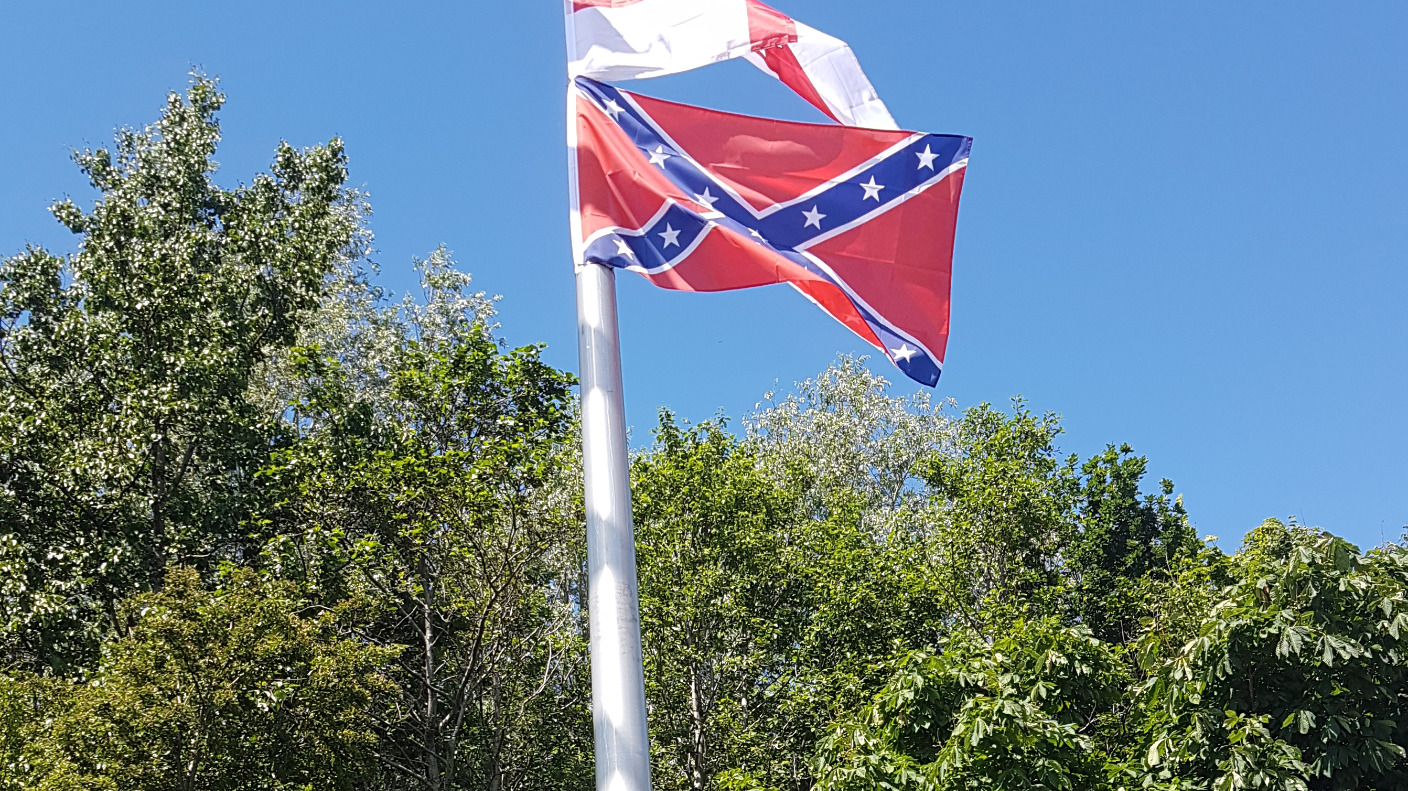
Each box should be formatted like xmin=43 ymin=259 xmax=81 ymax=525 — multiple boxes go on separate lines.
xmin=576 ymin=260 xmax=653 ymax=791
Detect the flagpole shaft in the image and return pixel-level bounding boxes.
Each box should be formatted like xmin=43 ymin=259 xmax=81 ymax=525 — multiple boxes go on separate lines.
xmin=576 ymin=261 xmax=653 ymax=791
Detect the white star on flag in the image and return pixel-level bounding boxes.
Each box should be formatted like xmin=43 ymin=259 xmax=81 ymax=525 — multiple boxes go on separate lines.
xmin=647 ymin=146 xmax=671 ymax=168
xmin=860 ymin=176 xmax=884 ymax=201
xmin=658 ymin=224 xmax=681 ymax=248
xmin=694 ymin=188 xmax=719 ymax=209
xmin=614 ymin=238 xmax=636 ymax=261
xmin=603 ymin=99 xmax=624 ymax=118
xmin=802 ymin=206 xmax=826 ymax=229
xmin=749 ymin=228 xmax=766 ymax=242
xmin=916 ymin=145 xmax=938 ymax=170
xmin=890 ymin=344 xmax=917 ymax=362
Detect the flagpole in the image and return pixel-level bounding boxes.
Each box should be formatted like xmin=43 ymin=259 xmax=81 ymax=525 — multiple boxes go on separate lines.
xmin=566 ymin=4 xmax=654 ymax=789
xmin=575 ymin=261 xmax=653 ymax=791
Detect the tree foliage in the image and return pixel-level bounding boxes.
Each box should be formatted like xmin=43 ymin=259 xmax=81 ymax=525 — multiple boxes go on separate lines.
xmin=634 ymin=416 xmax=806 ymax=791
xmin=0 ymin=74 xmax=358 ymax=672
xmin=260 ymin=256 xmax=585 ymax=791
xmin=1127 ymin=520 xmax=1408 ymax=791
xmin=814 ymin=620 xmax=1126 ymax=791
xmin=1068 ymin=447 xmax=1201 ymax=645
xmin=2 ymin=567 xmax=394 ymax=790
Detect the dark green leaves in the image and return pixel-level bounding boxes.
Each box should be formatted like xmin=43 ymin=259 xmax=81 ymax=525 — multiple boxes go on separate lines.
xmin=814 ymin=621 xmax=1126 ymax=791
xmin=2 ymin=568 xmax=395 ymax=790
xmin=1128 ymin=521 xmax=1408 ymax=791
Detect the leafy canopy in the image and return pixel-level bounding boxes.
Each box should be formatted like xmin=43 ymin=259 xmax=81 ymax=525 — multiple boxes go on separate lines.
xmin=0 ymin=74 xmax=358 ymax=672
xmin=2 ymin=568 xmax=395 ymax=791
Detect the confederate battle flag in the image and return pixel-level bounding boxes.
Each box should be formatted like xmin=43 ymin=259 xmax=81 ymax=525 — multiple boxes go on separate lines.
xmin=568 ymin=77 xmax=971 ymax=386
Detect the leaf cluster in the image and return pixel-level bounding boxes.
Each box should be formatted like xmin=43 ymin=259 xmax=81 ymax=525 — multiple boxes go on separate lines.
xmin=2 ymin=567 xmax=395 ymax=790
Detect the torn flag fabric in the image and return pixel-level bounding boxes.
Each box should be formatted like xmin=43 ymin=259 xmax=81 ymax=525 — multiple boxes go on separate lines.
xmin=567 ymin=0 xmax=896 ymax=129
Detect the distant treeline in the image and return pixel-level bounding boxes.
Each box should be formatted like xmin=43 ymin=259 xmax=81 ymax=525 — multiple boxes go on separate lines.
xmin=1 ymin=77 xmax=1404 ymax=791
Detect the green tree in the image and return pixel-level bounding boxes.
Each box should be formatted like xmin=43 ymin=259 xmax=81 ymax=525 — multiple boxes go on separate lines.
xmin=636 ymin=369 xmax=972 ymax=791
xmin=672 ymin=370 xmax=1210 ymax=791
xmin=813 ymin=620 xmax=1127 ymax=791
xmin=0 ymin=74 xmax=359 ymax=671
xmin=919 ymin=400 xmax=1079 ymax=630
xmin=0 ymin=669 xmax=61 ymax=789
xmin=1126 ymin=520 xmax=1408 ymax=791
xmin=745 ymin=356 xmax=955 ymax=534
xmin=633 ymin=415 xmax=806 ymax=791
xmin=727 ymin=383 xmax=1213 ymax=791
xmin=1067 ymin=446 xmax=1201 ymax=645
xmin=2 ymin=567 xmax=394 ymax=790
xmin=260 ymin=253 xmax=587 ymax=791
xmin=741 ymin=361 xmax=971 ymax=752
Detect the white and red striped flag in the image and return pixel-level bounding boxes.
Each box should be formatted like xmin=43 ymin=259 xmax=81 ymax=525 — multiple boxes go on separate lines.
xmin=567 ymin=0 xmax=897 ymax=130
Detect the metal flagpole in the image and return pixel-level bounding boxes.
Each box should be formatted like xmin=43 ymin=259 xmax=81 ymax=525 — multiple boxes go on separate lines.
xmin=575 ymin=262 xmax=653 ymax=791
xmin=565 ymin=4 xmax=653 ymax=790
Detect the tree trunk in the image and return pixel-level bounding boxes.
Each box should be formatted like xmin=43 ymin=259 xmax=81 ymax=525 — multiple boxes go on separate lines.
xmin=423 ymin=553 xmax=443 ymax=791
xmin=687 ymin=663 xmax=709 ymax=791
xmin=488 ymin=671 xmax=505 ymax=791
xmin=149 ymin=429 xmax=167 ymax=591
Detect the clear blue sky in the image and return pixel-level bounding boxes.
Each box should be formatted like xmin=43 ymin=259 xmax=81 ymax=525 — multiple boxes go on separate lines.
xmin=2 ymin=2 xmax=1405 ymax=548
